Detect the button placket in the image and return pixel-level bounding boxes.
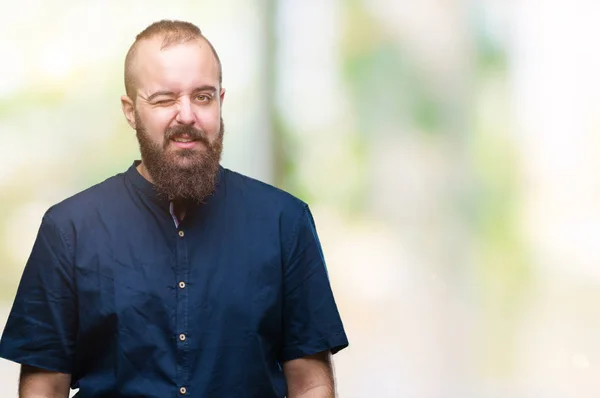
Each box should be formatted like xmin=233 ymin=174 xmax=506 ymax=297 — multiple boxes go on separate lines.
xmin=174 ymin=220 xmax=189 ymax=390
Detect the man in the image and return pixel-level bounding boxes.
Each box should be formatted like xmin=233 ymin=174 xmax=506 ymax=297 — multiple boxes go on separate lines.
xmin=0 ymin=20 xmax=348 ymax=398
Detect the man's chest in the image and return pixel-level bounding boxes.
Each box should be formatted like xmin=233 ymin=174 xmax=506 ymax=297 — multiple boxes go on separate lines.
xmin=73 ymin=225 xmax=285 ymax=350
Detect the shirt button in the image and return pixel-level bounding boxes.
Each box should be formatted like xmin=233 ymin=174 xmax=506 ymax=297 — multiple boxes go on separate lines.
xmin=179 ymin=281 xmax=186 ymax=289
xmin=179 ymin=386 xmax=187 ymax=395
xmin=179 ymin=333 xmax=186 ymax=341
xmin=178 ymin=230 xmax=185 ymax=238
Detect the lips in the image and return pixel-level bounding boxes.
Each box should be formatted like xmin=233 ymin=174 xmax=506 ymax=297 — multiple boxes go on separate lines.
xmin=169 ymin=134 xmax=202 ymax=150
xmin=172 ymin=138 xmax=196 ymax=143
xmin=171 ymin=134 xmax=196 ymax=143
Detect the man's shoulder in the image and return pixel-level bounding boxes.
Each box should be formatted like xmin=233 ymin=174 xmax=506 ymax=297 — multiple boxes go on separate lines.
xmin=44 ymin=171 xmax=128 ymax=226
xmin=222 ymin=168 xmax=307 ymax=212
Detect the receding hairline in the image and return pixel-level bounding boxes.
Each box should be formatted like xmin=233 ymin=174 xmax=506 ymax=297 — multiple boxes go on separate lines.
xmin=124 ymin=20 xmax=223 ymax=101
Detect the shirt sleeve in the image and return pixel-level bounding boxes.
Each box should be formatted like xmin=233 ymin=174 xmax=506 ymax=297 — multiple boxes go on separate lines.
xmin=0 ymin=212 xmax=77 ymax=374
xmin=280 ymin=205 xmax=349 ymax=362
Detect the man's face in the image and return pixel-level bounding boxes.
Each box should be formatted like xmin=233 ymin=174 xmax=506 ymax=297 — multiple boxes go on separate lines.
xmin=123 ymin=37 xmax=226 ymax=202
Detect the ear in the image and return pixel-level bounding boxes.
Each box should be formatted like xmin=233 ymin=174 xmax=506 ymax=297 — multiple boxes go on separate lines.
xmin=219 ymin=87 xmax=226 ymax=105
xmin=121 ymin=95 xmax=136 ymax=129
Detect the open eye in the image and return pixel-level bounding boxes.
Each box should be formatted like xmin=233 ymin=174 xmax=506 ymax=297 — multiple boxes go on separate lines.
xmin=195 ymin=94 xmax=212 ymax=103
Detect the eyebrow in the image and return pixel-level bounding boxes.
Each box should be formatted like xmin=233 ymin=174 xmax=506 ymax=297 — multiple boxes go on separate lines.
xmin=145 ymin=90 xmax=175 ymax=102
xmin=191 ymin=85 xmax=218 ymax=96
xmin=145 ymin=85 xmax=218 ymax=102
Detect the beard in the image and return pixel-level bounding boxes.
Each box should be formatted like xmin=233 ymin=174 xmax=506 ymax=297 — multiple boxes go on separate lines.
xmin=135 ymin=111 xmax=224 ymax=204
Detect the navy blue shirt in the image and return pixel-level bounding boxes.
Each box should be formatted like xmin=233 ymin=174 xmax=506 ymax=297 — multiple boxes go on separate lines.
xmin=0 ymin=162 xmax=348 ymax=397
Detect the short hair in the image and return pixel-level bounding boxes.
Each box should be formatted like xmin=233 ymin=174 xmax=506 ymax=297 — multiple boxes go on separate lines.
xmin=124 ymin=20 xmax=223 ymax=100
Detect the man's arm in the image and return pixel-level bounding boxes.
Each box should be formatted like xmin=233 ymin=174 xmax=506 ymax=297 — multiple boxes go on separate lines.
xmin=19 ymin=365 xmax=71 ymax=398
xmin=283 ymin=351 xmax=335 ymax=398
xmin=0 ymin=213 xmax=77 ymax=397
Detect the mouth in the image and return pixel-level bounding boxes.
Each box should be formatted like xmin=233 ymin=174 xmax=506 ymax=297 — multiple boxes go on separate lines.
xmin=170 ymin=135 xmax=200 ymax=149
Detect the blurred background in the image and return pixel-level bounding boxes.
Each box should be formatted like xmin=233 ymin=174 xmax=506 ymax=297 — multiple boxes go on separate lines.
xmin=1 ymin=0 xmax=599 ymax=396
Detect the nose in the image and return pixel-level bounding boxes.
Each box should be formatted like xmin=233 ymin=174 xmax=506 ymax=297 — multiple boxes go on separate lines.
xmin=175 ymin=98 xmax=195 ymax=125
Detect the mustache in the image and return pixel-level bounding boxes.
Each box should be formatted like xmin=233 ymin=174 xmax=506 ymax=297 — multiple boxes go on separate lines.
xmin=164 ymin=125 xmax=210 ymax=146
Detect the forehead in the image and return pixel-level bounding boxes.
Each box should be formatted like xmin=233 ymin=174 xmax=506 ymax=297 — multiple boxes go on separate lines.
xmin=133 ymin=37 xmax=220 ymax=94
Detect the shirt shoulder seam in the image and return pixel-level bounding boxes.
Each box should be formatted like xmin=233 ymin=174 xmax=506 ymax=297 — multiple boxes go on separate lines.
xmin=283 ymin=203 xmax=309 ymax=267
xmin=44 ymin=212 xmax=74 ymax=265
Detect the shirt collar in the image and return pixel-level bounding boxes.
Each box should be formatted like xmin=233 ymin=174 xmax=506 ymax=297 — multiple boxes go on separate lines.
xmin=125 ymin=160 xmax=225 ymax=207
